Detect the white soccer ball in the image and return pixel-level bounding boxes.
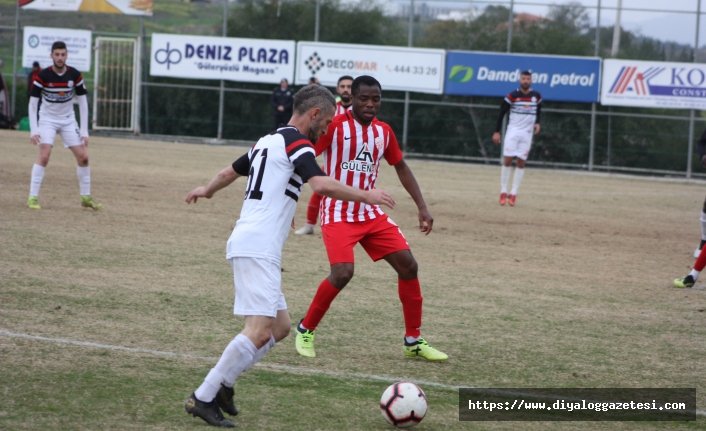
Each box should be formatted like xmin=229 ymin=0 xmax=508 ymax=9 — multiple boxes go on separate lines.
xmin=380 ymin=382 xmax=427 ymax=428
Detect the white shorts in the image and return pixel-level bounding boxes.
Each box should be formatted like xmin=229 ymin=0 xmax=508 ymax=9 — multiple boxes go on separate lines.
xmin=38 ymin=120 xmax=82 ymax=148
xmin=502 ymin=129 xmax=533 ymax=160
xmin=230 ymin=257 xmax=287 ymax=318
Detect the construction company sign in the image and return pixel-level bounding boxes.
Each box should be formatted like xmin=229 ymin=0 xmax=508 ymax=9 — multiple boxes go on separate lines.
xmin=602 ymin=59 xmax=706 ymax=109
xmin=150 ymin=33 xmax=295 ymax=84
xmin=295 ymin=42 xmax=445 ymax=94
xmin=444 ymin=51 xmax=600 ymax=103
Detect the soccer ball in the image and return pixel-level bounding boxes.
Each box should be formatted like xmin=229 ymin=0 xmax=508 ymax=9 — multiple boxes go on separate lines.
xmin=380 ymin=382 xmax=427 ymax=428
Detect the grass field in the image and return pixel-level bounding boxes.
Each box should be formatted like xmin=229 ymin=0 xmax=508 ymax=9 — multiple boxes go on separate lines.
xmin=1 ymin=129 xmax=705 ymax=430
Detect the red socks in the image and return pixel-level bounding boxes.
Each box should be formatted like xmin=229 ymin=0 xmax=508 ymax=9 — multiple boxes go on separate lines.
xmin=398 ymin=278 xmax=423 ymax=338
xmin=306 ymin=192 xmax=323 ymax=225
xmin=695 ymin=247 xmax=706 ymax=271
xmin=301 ymin=277 xmax=423 ymax=337
xmin=301 ymin=278 xmax=341 ymax=331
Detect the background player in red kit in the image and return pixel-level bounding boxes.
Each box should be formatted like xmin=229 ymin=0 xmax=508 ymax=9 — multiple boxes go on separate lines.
xmin=295 ymin=75 xmax=354 ymax=235
xmin=294 ymin=75 xmax=447 ymax=361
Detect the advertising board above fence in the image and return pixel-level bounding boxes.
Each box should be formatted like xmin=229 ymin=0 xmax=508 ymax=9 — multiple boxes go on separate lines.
xmin=19 ymin=0 xmax=152 ymax=15
xmin=295 ymin=42 xmax=445 ymax=94
xmin=601 ymin=59 xmax=706 ymax=110
xmin=22 ymin=26 xmax=92 ymax=72
xmin=444 ymin=51 xmax=601 ymax=103
xmin=150 ymin=34 xmax=295 ymax=85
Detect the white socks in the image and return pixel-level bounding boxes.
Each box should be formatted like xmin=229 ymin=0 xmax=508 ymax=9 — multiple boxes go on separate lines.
xmin=500 ymin=166 xmax=511 ymax=194
xmin=77 ymin=166 xmax=91 ymax=196
xmin=405 ymin=335 xmax=421 ymax=344
xmin=194 ymin=334 xmax=262 ymax=402
xmin=700 ymin=211 xmax=706 ymax=241
xmin=30 ymin=164 xmax=45 ymax=197
xmin=29 ymin=164 xmax=91 ymax=198
xmin=511 ymin=168 xmax=525 ymax=195
xmin=689 ymin=269 xmax=700 ymax=281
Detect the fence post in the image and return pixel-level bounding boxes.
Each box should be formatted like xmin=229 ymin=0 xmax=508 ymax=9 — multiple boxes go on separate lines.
xmin=688 ymin=110 xmax=695 ymax=179
xmin=402 ymin=0 xmax=414 ymax=151
xmin=588 ymin=0 xmax=601 ymax=171
xmin=315 ymin=0 xmax=321 ymax=42
xmin=688 ymin=0 xmax=701 ymax=178
xmin=506 ymin=0 xmax=514 ymax=53
xmin=217 ymin=0 xmax=228 ymax=140
xmin=11 ymin=2 xmax=19 ymax=117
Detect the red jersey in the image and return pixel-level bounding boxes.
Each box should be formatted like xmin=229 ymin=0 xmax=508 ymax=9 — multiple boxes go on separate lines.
xmin=335 ymin=101 xmax=352 ymax=116
xmin=314 ymin=111 xmax=403 ymax=225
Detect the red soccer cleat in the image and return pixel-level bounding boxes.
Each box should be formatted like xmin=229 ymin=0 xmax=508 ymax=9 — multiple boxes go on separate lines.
xmin=499 ymin=193 xmax=507 ymax=205
xmin=508 ymin=194 xmax=516 ymax=206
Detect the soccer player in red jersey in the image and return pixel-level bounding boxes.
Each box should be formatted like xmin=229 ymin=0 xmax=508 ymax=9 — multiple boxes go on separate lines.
xmin=295 ymin=75 xmax=355 ymax=235
xmin=294 ymin=75 xmax=448 ymax=361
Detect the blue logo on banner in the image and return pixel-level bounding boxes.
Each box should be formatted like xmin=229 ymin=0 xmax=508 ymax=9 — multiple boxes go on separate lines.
xmin=444 ymin=51 xmax=601 ymax=103
xmin=154 ymin=43 xmax=182 ymax=70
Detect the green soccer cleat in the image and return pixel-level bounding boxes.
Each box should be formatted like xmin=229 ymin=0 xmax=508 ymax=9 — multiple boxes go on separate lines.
xmin=81 ymin=196 xmax=104 ymax=210
xmin=295 ymin=322 xmax=316 ymax=358
xmin=403 ymin=338 xmax=448 ymax=361
xmin=674 ymin=275 xmax=695 ymax=288
xmin=27 ymin=196 xmax=41 ymax=210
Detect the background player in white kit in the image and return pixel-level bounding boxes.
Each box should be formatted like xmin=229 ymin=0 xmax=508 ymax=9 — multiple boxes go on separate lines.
xmin=27 ymin=41 xmax=103 ymax=210
xmin=182 ymin=85 xmax=394 ymax=428
xmin=492 ymin=70 xmax=541 ymax=207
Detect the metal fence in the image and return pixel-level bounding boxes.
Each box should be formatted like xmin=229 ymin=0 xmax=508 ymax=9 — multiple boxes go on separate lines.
xmin=3 ymin=0 xmax=706 ymax=179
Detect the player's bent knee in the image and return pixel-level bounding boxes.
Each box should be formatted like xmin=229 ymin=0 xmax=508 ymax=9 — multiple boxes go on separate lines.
xmin=399 ymin=259 xmax=418 ymax=280
xmin=329 ymin=265 xmax=354 ymax=289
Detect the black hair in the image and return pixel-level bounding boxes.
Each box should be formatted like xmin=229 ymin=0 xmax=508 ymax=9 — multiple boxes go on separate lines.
xmin=51 ymin=41 xmax=67 ymax=52
xmin=351 ymin=75 xmax=381 ymax=96
xmin=337 ymin=75 xmax=354 ymax=85
xmin=521 ymin=70 xmax=532 ymax=76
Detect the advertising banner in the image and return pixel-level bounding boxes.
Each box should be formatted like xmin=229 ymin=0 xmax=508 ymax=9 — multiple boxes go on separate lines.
xmin=445 ymin=51 xmax=601 ymax=103
xmin=150 ymin=33 xmax=295 ymax=85
xmin=23 ymin=26 xmax=92 ymax=72
xmin=602 ymin=59 xmax=706 ymax=109
xmin=295 ymin=42 xmax=445 ymax=94
xmin=19 ymin=0 xmax=152 ymax=16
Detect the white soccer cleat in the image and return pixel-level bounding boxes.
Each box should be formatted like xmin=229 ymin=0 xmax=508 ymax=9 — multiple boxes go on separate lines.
xmin=294 ymin=224 xmax=314 ymax=235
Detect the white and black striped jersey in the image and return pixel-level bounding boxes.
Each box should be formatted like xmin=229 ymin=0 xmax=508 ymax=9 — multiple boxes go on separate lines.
xmin=495 ymin=89 xmax=542 ymax=134
xmin=226 ymin=126 xmax=325 ymax=263
xmin=30 ymin=66 xmax=87 ymax=122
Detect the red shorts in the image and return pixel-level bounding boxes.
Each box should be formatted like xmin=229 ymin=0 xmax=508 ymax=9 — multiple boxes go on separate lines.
xmin=321 ymin=215 xmax=410 ymax=264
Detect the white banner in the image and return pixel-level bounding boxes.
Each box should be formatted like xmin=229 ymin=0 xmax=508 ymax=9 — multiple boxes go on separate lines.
xmin=150 ymin=33 xmax=295 ymax=85
xmin=20 ymin=0 xmax=152 ymax=16
xmin=295 ymin=42 xmax=445 ymax=94
xmin=602 ymin=59 xmax=706 ymax=109
xmin=23 ymin=26 xmax=92 ymax=72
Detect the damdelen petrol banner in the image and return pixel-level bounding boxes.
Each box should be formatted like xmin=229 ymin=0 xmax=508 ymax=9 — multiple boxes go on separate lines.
xmin=601 ymin=59 xmax=706 ymax=110
xmin=445 ymin=51 xmax=601 ymax=103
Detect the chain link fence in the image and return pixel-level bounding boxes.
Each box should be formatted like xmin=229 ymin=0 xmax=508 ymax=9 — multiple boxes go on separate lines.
xmin=2 ymin=0 xmax=706 ymax=178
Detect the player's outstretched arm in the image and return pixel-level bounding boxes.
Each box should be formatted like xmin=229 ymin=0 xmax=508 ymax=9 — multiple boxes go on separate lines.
xmin=185 ymin=166 xmax=241 ymax=204
xmin=394 ymin=160 xmax=433 ymax=235
xmin=309 ymin=175 xmax=395 ymax=209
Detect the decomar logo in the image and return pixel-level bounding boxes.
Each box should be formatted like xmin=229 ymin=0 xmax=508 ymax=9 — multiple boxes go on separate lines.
xmin=448 ymin=65 xmax=473 ymax=83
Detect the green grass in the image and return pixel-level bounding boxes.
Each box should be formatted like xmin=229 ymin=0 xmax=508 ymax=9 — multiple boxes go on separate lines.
xmin=0 ymin=130 xmax=705 ymax=430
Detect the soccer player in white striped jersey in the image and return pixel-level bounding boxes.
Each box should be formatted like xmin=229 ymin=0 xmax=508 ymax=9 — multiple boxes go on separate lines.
xmin=27 ymin=41 xmax=103 ymax=210
xmin=295 ymin=75 xmax=354 ymax=235
xmin=295 ymin=75 xmax=448 ymax=361
xmin=182 ymin=84 xmax=394 ymax=427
